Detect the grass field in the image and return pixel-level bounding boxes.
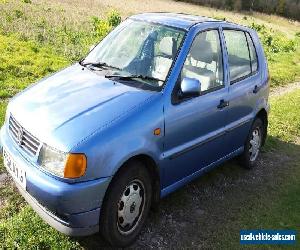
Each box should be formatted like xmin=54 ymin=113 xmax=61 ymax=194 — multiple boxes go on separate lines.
xmin=0 ymin=0 xmax=299 ymax=248
xmin=218 ymin=90 xmax=300 ymax=249
xmin=0 ymin=0 xmax=299 ymax=88
xmin=0 ymin=34 xmax=68 ymax=98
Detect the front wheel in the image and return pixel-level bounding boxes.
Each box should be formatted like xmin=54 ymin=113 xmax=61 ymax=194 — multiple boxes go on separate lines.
xmin=240 ymin=118 xmax=264 ymax=169
xmin=100 ymin=160 xmax=152 ymax=247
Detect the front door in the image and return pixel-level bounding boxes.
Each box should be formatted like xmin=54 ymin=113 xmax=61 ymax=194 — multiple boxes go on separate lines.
xmin=162 ymin=29 xmax=229 ymax=188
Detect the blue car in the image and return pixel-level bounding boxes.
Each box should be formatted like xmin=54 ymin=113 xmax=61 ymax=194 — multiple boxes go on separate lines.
xmin=0 ymin=13 xmax=269 ymax=247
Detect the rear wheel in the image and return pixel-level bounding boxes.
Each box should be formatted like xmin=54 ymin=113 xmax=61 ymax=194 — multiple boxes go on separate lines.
xmin=240 ymin=118 xmax=264 ymax=169
xmin=100 ymin=160 xmax=152 ymax=247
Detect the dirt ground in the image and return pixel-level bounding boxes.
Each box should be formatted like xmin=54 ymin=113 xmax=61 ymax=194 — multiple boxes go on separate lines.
xmin=270 ymin=81 xmax=300 ymax=98
xmin=71 ymin=140 xmax=298 ymax=249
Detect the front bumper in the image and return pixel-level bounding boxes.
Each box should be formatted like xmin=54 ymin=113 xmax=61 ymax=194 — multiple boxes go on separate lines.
xmin=0 ymin=126 xmax=112 ymax=236
xmin=15 ymin=181 xmax=100 ymax=236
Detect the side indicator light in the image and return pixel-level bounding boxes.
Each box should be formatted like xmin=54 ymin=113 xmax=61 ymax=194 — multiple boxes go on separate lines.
xmin=64 ymin=153 xmax=87 ymax=178
xmin=154 ymin=128 xmax=161 ymax=136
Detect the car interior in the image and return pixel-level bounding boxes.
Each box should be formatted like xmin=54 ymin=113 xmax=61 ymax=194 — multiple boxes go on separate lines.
xmin=182 ymin=31 xmax=223 ymax=92
xmin=152 ymin=36 xmax=177 ymax=81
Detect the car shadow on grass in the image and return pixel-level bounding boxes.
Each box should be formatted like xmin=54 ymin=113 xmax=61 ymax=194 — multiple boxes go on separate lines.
xmin=76 ymin=136 xmax=300 ymax=249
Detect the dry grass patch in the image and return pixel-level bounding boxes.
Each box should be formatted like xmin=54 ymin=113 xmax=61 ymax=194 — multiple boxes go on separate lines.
xmin=99 ymin=0 xmax=300 ymax=36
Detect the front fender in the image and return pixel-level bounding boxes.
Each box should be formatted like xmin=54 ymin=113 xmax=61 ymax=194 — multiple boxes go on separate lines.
xmin=72 ymin=93 xmax=164 ymax=181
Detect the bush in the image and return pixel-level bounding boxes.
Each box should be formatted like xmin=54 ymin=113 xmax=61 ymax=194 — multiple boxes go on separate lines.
xmin=91 ymin=10 xmax=121 ymax=39
xmin=248 ymin=23 xmax=299 ymax=86
xmin=108 ymin=10 xmax=122 ymax=27
xmin=91 ymin=16 xmax=112 ymax=39
xmin=249 ymin=22 xmax=296 ymax=58
xmin=177 ymin=0 xmax=300 ymax=21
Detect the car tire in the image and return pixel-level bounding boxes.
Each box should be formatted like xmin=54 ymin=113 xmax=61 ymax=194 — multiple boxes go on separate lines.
xmin=240 ymin=118 xmax=264 ymax=169
xmin=99 ymin=160 xmax=152 ymax=247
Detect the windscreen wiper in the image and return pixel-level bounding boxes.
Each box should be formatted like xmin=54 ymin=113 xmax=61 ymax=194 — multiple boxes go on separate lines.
xmin=105 ymin=74 xmax=163 ymax=83
xmin=79 ymin=60 xmax=120 ymax=70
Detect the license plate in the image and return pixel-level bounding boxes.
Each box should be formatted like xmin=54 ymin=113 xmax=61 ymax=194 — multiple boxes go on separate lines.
xmin=3 ymin=149 xmax=26 ymax=189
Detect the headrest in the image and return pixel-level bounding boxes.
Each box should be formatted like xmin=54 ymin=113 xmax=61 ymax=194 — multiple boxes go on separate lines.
xmin=190 ymin=39 xmax=214 ymax=64
xmin=159 ymin=37 xmax=174 ymax=57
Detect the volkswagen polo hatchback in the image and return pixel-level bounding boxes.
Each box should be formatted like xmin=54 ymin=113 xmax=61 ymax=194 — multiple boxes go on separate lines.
xmin=0 ymin=13 xmax=269 ymax=247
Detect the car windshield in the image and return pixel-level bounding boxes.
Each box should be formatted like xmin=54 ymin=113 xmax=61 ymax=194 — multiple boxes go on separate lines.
xmin=83 ymin=19 xmax=185 ymax=88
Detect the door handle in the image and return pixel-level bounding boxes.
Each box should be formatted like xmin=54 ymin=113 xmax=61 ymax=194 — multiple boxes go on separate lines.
xmin=253 ymin=85 xmax=259 ymax=94
xmin=217 ymin=99 xmax=229 ymax=109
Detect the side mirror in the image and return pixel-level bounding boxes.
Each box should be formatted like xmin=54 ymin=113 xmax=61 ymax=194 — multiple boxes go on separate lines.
xmin=180 ymin=77 xmax=201 ymax=98
xmin=89 ymin=44 xmax=96 ymax=52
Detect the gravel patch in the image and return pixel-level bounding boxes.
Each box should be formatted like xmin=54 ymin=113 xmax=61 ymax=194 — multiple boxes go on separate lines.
xmin=270 ymin=81 xmax=300 ymax=98
xmin=0 ymin=173 xmax=8 ymax=187
xmin=127 ymin=148 xmax=298 ymax=249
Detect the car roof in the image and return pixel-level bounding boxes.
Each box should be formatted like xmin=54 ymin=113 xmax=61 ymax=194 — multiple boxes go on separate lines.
xmin=130 ymin=12 xmax=223 ymax=30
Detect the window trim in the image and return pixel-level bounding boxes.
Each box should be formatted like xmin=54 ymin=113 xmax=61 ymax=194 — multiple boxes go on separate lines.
xmin=222 ymin=28 xmax=259 ymax=85
xmin=172 ymin=28 xmax=225 ymax=105
xmin=245 ymin=31 xmax=259 ymax=74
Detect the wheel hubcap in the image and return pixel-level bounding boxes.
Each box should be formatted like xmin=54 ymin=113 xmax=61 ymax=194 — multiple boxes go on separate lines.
xmin=117 ymin=180 xmax=145 ymax=235
xmin=249 ymin=127 xmax=261 ymax=162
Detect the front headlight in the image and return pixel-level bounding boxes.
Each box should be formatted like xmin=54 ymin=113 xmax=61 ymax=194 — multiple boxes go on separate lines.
xmin=39 ymin=145 xmax=68 ymax=177
xmin=39 ymin=145 xmax=87 ymax=178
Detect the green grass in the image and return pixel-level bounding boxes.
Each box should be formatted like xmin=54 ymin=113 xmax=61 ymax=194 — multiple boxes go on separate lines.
xmin=217 ymin=89 xmax=300 ymax=249
xmin=249 ymin=23 xmax=300 ymax=87
xmin=220 ymin=158 xmax=300 ymax=249
xmin=268 ymin=89 xmax=300 ymax=144
xmin=0 ymin=0 xmax=120 ymax=61
xmin=0 ymin=181 xmax=24 ymax=221
xmin=0 ymin=101 xmax=7 ymax=173
xmin=0 ymin=207 xmax=81 ymax=249
xmin=0 ymin=160 xmax=3 ymax=174
xmin=0 ymin=34 xmax=69 ymax=98
xmin=235 ymin=89 xmax=300 ymax=248
xmin=0 ymin=0 xmax=299 ymax=86
xmin=0 ymin=101 xmax=7 ymax=126
xmin=220 ymin=149 xmax=300 ymax=249
xmin=256 ymin=162 xmax=300 ymax=231
xmin=268 ymin=39 xmax=300 ymax=87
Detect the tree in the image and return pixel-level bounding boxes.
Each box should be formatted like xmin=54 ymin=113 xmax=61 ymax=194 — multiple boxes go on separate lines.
xmin=234 ymin=0 xmax=242 ymax=10
xmin=225 ymin=0 xmax=234 ymax=10
xmin=276 ymin=0 xmax=286 ymax=15
xmin=241 ymin=0 xmax=255 ymax=11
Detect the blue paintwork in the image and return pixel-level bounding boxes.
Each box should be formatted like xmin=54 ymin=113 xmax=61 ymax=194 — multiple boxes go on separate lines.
xmin=0 ymin=126 xmax=111 ymax=228
xmin=0 ymin=13 xmax=269 ymax=235
xmin=131 ymin=12 xmax=220 ymax=30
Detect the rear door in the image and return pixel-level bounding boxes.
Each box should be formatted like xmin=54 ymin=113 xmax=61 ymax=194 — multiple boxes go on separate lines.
xmin=222 ymin=27 xmax=261 ymax=151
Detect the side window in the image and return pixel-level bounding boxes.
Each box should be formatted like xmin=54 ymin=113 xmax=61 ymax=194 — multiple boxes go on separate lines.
xmin=181 ymin=30 xmax=224 ymax=93
xmin=223 ymin=30 xmax=251 ymax=83
xmin=246 ymin=32 xmax=258 ymax=73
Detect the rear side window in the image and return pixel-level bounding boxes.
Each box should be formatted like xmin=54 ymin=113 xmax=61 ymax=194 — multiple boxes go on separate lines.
xmin=224 ymin=30 xmax=257 ymax=83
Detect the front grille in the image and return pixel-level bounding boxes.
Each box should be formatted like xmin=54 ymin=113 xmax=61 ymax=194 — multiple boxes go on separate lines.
xmin=8 ymin=115 xmax=41 ymax=156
